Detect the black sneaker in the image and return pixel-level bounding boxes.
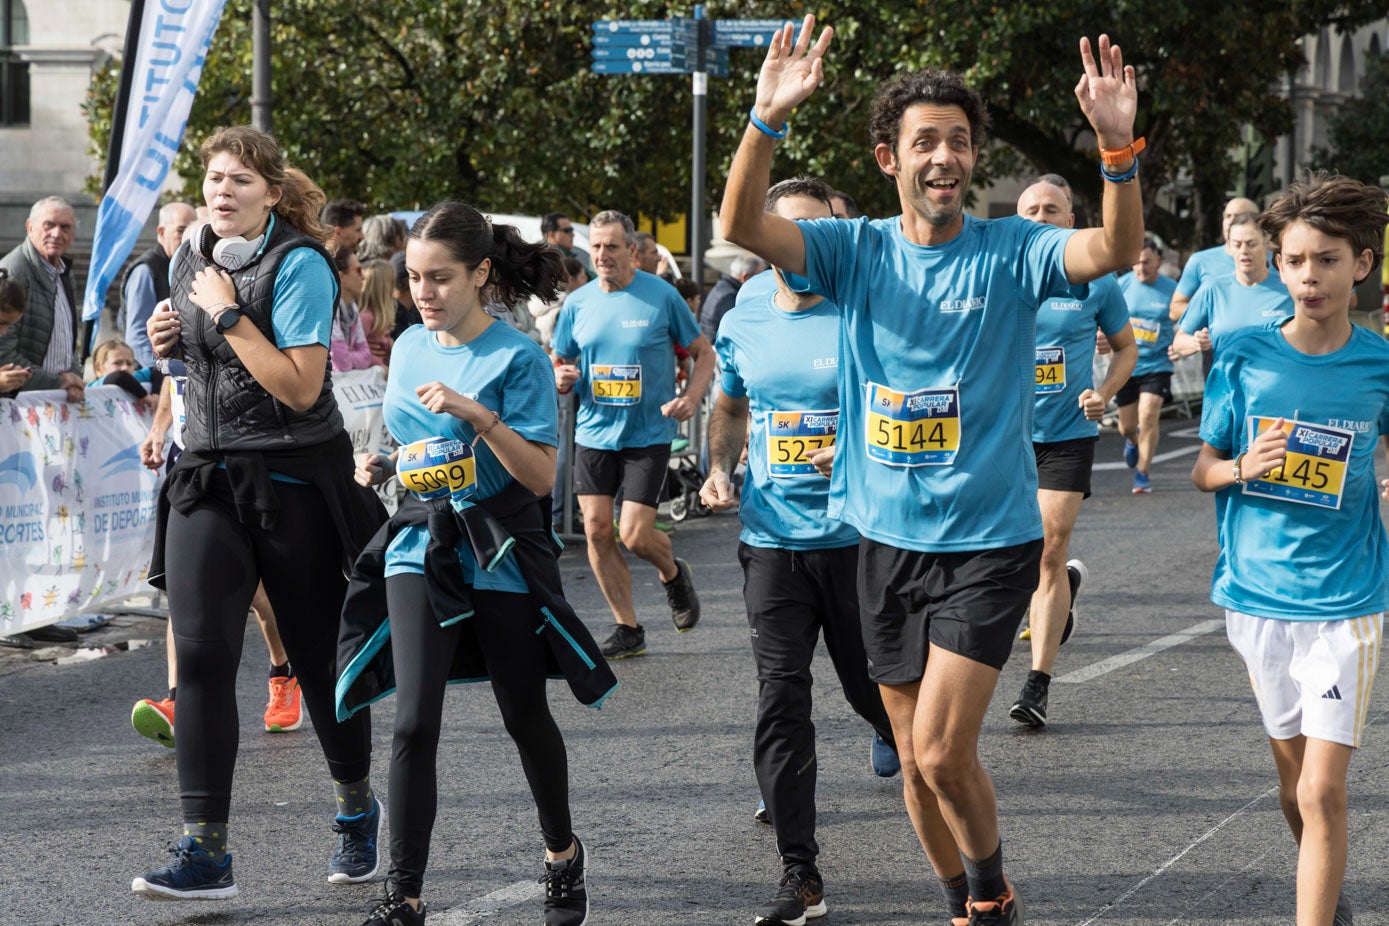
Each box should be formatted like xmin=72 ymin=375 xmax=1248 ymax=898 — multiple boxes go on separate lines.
xmin=663 ymin=558 xmax=701 ymax=631
xmin=362 ymin=886 xmax=427 ymax=926
xmin=1334 ymin=890 xmax=1353 ymax=926
xmin=1009 ymin=674 xmax=1049 ymax=729
xmin=131 ymin=836 xmax=238 ymax=900
xmin=755 ymin=865 xmax=826 ymax=926
xmin=599 ymin=624 xmax=646 ymax=658
xmin=1062 ymin=559 xmax=1087 ymax=646
xmin=966 ymin=878 xmax=1022 ymax=925
xmin=541 ymin=835 xmax=589 ymax=926
xmin=329 ymin=798 xmax=381 ymax=883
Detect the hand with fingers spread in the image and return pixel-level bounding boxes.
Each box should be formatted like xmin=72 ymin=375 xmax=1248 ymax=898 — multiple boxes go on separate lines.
xmin=752 ymin=14 xmax=834 ymax=130
xmin=1242 ymin=416 xmax=1290 ymax=482
xmin=1074 ymin=35 xmax=1138 ymax=149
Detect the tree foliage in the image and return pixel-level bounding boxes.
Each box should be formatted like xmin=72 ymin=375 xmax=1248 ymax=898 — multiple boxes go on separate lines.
xmin=1313 ymin=51 xmax=1389 ymax=186
xmin=84 ymin=0 xmax=1384 ymax=248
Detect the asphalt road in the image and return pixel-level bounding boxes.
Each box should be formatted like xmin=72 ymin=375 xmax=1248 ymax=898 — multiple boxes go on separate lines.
xmin=3 ymin=419 xmax=1386 ymax=926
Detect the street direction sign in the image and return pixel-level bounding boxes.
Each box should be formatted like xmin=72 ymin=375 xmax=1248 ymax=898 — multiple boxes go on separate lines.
xmin=713 ymin=19 xmax=800 ymax=47
xmin=592 ymin=31 xmax=671 ymax=47
xmin=590 ymin=59 xmax=687 ymax=75
xmin=592 ymin=19 xmax=673 ymax=33
xmin=592 ymin=45 xmax=672 ymax=61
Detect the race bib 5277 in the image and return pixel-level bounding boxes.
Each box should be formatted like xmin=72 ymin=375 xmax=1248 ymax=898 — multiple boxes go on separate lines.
xmin=865 ymin=383 xmax=959 ymax=467
xmin=1242 ymin=417 xmax=1354 ymax=510
xmin=767 ymin=409 xmax=838 ymax=478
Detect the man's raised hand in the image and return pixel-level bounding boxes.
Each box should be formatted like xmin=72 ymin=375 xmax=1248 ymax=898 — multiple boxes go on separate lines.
xmin=1074 ymin=35 xmax=1137 ymax=149
xmin=752 ymin=15 xmax=834 ymax=129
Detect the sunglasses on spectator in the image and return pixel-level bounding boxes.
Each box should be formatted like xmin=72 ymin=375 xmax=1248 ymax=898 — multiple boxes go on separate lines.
xmin=557 ymin=226 xmax=574 ymax=233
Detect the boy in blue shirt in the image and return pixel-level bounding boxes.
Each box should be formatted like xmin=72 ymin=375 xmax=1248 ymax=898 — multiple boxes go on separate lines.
xmin=720 ymin=18 xmax=1146 ymax=926
xmin=1192 ymin=172 xmax=1389 ymax=926
xmin=1116 ymin=240 xmax=1178 ymax=493
xmin=702 ymin=177 xmax=898 ymax=926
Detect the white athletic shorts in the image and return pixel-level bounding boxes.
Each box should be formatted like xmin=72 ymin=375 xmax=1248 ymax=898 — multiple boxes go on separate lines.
xmin=1225 ymin=610 xmax=1383 ymax=748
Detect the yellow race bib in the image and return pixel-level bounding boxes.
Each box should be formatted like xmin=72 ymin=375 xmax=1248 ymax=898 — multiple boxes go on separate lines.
xmin=1242 ymin=417 xmax=1353 ymax=510
xmin=397 ymin=436 xmax=477 ymax=501
xmin=1130 ymin=318 xmax=1160 ymax=344
xmin=1035 ymin=346 xmax=1065 ymax=395
xmin=865 ymin=383 xmax=959 ymax=467
xmin=767 ymin=409 xmax=838 ymax=478
xmin=592 ymin=364 xmax=642 ymax=406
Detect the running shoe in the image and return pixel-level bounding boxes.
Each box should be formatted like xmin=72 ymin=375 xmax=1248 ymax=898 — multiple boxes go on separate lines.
xmin=1131 ymin=470 xmax=1151 ymax=494
xmin=1334 ymin=890 xmax=1353 ymax=926
xmin=754 ymin=798 xmax=771 ymax=824
xmin=755 ymin=865 xmax=827 ymax=926
xmin=1018 ymin=623 xmax=1031 ymax=641
xmin=361 ymin=886 xmax=427 ymax=925
xmin=966 ymin=879 xmax=1022 ymax=926
xmin=1123 ymin=439 xmax=1138 ymax=469
xmin=1062 ymin=559 xmax=1087 ymax=646
xmin=329 ymin=798 xmax=381 ymax=884
xmin=599 ymin=624 xmax=646 ymax=659
xmin=542 ymin=835 xmax=589 ymax=926
xmin=131 ymin=836 xmax=237 ymax=901
xmin=264 ymin=675 xmax=303 ymax=732
xmin=1009 ymin=675 xmax=1049 ymax=729
xmin=131 ymin=697 xmax=176 ymax=748
xmin=871 ymin=732 xmax=901 ymax=778
xmin=664 ymin=558 xmax=701 ymax=631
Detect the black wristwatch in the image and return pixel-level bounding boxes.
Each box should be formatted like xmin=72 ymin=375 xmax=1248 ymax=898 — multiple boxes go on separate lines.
xmin=215 ymin=307 xmax=243 ymax=333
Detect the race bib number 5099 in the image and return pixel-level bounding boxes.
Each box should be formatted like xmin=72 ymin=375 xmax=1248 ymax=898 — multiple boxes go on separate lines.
xmin=865 ymin=383 xmax=959 ymax=467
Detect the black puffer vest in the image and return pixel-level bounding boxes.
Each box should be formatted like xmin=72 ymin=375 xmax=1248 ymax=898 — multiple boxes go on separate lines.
xmin=173 ymin=217 xmax=343 ymax=452
xmin=117 ymin=245 xmax=171 ymax=334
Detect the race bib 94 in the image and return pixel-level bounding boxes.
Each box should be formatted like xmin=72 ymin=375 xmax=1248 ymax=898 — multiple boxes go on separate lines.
xmin=865 ymin=383 xmax=959 ymax=467
xmin=1242 ymin=417 xmax=1354 ymax=510
xmin=767 ymin=409 xmax=838 ymax=478
xmin=1035 ymin=346 xmax=1065 ymax=395
xmin=592 ymin=364 xmax=641 ymax=406
xmin=397 ymin=436 xmax=477 ymax=501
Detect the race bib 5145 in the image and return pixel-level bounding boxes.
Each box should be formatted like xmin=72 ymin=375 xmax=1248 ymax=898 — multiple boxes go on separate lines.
xmin=397 ymin=436 xmax=477 ymax=501
xmin=767 ymin=409 xmax=838 ymax=478
xmin=865 ymin=383 xmax=959 ymax=467
xmin=592 ymin=364 xmax=642 ymax=406
xmin=1242 ymin=417 xmax=1354 ymax=510
xmin=1035 ymin=346 xmax=1065 ymax=395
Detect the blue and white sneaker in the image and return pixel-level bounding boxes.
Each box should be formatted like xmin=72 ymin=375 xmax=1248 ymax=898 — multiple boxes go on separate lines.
xmin=131 ymin=836 xmax=238 ymax=901
xmin=1123 ymin=440 xmax=1138 ymax=469
xmin=870 ymin=732 xmax=901 ymax=778
xmin=329 ymin=798 xmax=381 ymax=884
xmin=1132 ymin=470 xmax=1152 ymax=494
xmin=754 ymin=799 xmax=770 ymax=825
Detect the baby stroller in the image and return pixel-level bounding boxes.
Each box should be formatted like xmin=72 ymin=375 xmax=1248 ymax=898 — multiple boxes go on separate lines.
xmin=665 ymin=434 xmax=711 ymax=522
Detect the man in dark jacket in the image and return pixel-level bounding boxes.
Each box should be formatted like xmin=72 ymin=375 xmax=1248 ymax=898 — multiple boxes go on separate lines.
xmin=121 ymin=201 xmax=196 ymax=367
xmin=0 ymin=196 xmax=83 ymax=401
xmin=698 ymin=252 xmax=768 ymax=341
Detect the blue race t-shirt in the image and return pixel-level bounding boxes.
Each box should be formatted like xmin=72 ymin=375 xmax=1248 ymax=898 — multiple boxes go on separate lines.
xmin=270 ymin=248 xmax=336 ymax=349
xmin=1179 ymin=272 xmax=1293 ymax=348
xmin=1119 ymin=272 xmax=1178 ymax=375
xmin=1175 ymin=244 xmax=1233 ymax=299
xmin=1033 ymin=273 xmax=1130 ymax=443
xmin=383 ymin=322 xmax=559 ymax=591
xmin=791 ymin=213 xmax=1076 ymax=552
xmin=550 ymin=270 xmax=701 ymax=451
xmin=733 ymin=267 xmax=778 ymax=307
xmin=716 ymin=291 xmax=858 ymax=550
xmin=1199 ymin=322 xmax=1389 ymax=620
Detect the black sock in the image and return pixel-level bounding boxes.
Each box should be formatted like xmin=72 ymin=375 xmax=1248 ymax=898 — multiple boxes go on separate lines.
xmin=939 ymin=870 xmax=969 ymax=919
xmin=268 ymin=661 xmax=292 ymax=679
xmin=962 ymin=843 xmax=1006 ymax=904
xmin=167 ymin=686 xmax=177 ymax=702
xmin=183 ymin=821 xmax=229 ymax=863
xmin=1027 ymin=669 xmax=1051 ymax=688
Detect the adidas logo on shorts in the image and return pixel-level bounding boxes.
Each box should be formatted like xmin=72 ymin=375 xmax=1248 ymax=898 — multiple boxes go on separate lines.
xmin=1321 ymin=685 xmax=1343 ymax=701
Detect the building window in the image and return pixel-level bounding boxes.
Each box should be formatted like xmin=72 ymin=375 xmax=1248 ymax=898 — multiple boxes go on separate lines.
xmin=0 ymin=0 xmax=29 ymax=126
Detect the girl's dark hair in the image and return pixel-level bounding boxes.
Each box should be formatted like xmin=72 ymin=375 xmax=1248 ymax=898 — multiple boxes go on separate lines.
xmin=0 ymin=268 xmax=26 ymax=314
xmin=409 ymin=201 xmax=565 ymax=306
xmin=1260 ymin=171 xmax=1388 ymax=281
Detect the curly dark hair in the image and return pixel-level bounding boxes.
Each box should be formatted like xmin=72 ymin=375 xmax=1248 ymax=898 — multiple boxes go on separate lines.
xmin=868 ymin=69 xmax=990 ymax=154
xmin=1259 ymin=171 xmax=1388 ymax=281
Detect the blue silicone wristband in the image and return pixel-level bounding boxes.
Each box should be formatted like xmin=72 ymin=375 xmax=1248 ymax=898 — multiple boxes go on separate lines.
xmin=748 ymin=107 xmax=788 ymax=140
xmin=1100 ymin=157 xmax=1140 ymax=184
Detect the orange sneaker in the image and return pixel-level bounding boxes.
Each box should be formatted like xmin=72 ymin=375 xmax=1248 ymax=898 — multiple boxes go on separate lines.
xmin=131 ymin=697 xmax=176 ymax=748
xmin=965 ymin=878 xmax=1023 ymax=925
xmin=264 ymin=676 xmax=303 ymax=732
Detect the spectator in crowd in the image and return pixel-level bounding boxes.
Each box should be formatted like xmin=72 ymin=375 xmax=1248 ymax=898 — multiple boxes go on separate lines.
xmin=529 ymin=256 xmax=587 ymax=352
xmin=699 ymin=253 xmax=768 ymax=341
xmin=88 ymin=339 xmax=160 ymax=412
xmin=0 ymin=270 xmax=31 ymax=393
xmin=0 ymin=196 xmax=84 ymax=402
xmin=358 ymin=258 xmax=397 ymax=367
xmin=323 ymin=199 xmax=367 ymax=253
xmin=829 ymin=188 xmax=862 ymax=219
xmin=674 ymin=278 xmax=702 ymax=317
xmin=359 ymin=214 xmax=407 ymax=262
xmin=390 ymin=251 xmax=423 ymax=338
xmin=542 ymin=211 xmax=596 ymax=280
xmin=330 ymin=245 xmax=377 ymax=370
xmin=122 ymin=201 xmax=197 ymax=367
xmin=634 ymin=231 xmax=662 ymax=275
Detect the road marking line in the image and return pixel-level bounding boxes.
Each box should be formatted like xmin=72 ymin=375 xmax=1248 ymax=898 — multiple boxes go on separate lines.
xmin=1054 ymin=619 xmax=1224 ymax=684
xmin=1093 ymin=444 xmax=1202 ymax=471
xmin=432 ymin=880 xmax=543 ymax=925
xmin=1161 ymin=844 xmax=1280 ymax=925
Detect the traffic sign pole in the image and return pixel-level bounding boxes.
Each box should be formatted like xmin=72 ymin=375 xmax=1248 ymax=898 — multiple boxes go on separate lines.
xmin=691 ymin=5 xmax=708 ymax=290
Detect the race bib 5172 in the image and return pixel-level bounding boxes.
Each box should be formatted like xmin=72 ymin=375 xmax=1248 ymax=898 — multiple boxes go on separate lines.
xmin=767 ymin=408 xmax=838 ymax=478
xmin=1242 ymin=417 xmax=1354 ymax=510
xmin=865 ymin=383 xmax=959 ymax=467
xmin=397 ymin=436 xmax=477 ymax=501
xmin=592 ymin=364 xmax=641 ymax=406
xmin=1035 ymin=346 xmax=1065 ymax=395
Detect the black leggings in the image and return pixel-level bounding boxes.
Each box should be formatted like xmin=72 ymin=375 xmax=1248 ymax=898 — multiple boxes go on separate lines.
xmin=164 ymin=473 xmax=371 ymax=822
xmin=386 ymin=573 xmax=571 ymax=898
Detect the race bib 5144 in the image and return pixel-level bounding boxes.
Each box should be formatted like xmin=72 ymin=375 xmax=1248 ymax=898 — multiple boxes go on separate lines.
xmin=1242 ymin=417 xmax=1354 ymax=510
xmin=865 ymin=383 xmax=959 ymax=467
xmin=397 ymin=436 xmax=477 ymax=501
xmin=592 ymin=364 xmax=641 ymax=406
xmin=1035 ymin=346 xmax=1065 ymax=395
xmin=767 ymin=409 xmax=838 ymax=478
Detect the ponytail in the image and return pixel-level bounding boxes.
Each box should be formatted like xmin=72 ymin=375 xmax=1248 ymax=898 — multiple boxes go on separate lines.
xmin=410 ymin=201 xmax=566 ymax=306
xmin=278 ymin=167 xmax=331 ymax=244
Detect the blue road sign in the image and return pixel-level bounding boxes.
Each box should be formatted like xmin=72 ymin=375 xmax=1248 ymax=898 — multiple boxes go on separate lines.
xmin=713 ymin=19 xmax=801 ymax=47
xmin=592 ymin=19 xmax=673 ymax=33
xmin=590 ymin=59 xmax=687 ymax=75
xmin=670 ymin=44 xmax=729 ymax=76
xmin=592 ymin=45 xmax=672 ymax=62
xmin=592 ymin=31 xmax=672 ymax=47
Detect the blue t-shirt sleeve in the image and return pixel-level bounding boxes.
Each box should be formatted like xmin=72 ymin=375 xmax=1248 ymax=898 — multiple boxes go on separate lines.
xmin=550 ymin=299 xmax=579 ymax=359
xmin=1180 ymin=283 xmax=1214 ymax=333
xmin=270 ymin=248 xmax=337 ymax=349
xmin=501 ymin=343 xmax=561 ymax=446
xmin=1176 ymin=256 xmax=1204 ymax=298
xmin=1096 ymin=277 xmax=1130 ymax=336
xmin=1014 ymin=220 xmax=1076 ymax=303
xmin=793 ymin=218 xmax=858 ymax=304
xmin=667 ymin=288 xmax=702 ymax=348
xmin=715 ymin=328 xmax=746 ymax=398
xmin=1199 ymin=354 xmax=1237 ymax=453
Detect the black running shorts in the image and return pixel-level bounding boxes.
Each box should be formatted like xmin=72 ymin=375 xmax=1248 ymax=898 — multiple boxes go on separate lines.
xmin=573 ymin=443 xmax=671 ymax=508
xmin=1114 ymin=370 xmax=1172 ymax=407
xmin=857 ymin=537 xmax=1043 ymax=682
xmin=1033 ymin=436 xmax=1097 ymax=497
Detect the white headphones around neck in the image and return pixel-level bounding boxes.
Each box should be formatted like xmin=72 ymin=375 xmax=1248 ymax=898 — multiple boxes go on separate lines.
xmin=194 ymin=214 xmax=274 ymax=271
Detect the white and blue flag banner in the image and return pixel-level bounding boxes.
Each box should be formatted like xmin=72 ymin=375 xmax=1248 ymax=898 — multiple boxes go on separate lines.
xmin=81 ymin=0 xmax=229 ymax=326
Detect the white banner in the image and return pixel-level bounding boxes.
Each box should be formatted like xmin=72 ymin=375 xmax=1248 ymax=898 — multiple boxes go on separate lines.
xmin=82 ymin=0 xmax=229 ymax=324
xmin=334 ymin=367 xmax=393 ymax=456
xmin=1 ymin=387 xmax=161 ymax=634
